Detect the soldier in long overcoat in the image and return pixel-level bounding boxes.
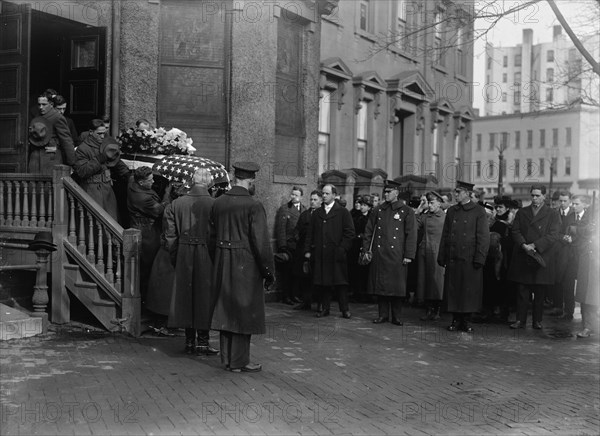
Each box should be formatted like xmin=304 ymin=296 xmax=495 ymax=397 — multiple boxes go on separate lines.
xmin=28 ymin=92 xmax=76 ymax=174
xmin=165 ymin=168 xmax=218 ymax=356
xmin=75 ymin=120 xmax=130 ymax=221
xmin=507 ymin=185 xmax=560 ymax=329
xmin=363 ymin=181 xmax=417 ymax=325
xmin=416 ymin=191 xmax=446 ymax=321
xmin=304 ymin=184 xmax=355 ymax=318
xmin=210 ymin=162 xmax=274 ymax=373
xmin=438 ymin=181 xmax=490 ymax=333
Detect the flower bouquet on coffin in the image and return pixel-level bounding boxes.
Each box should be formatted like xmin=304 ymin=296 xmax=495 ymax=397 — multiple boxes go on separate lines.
xmin=118 ymin=126 xmax=197 ymax=170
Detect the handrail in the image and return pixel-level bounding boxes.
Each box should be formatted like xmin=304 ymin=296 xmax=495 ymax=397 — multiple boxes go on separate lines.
xmin=0 ymin=173 xmax=52 ymax=182
xmin=61 ymin=176 xmax=124 ymax=244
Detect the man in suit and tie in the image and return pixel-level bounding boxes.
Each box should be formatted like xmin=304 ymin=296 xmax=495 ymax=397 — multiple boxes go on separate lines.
xmin=508 ymin=185 xmax=560 ymax=330
xmin=293 ymin=190 xmax=323 ymax=311
xmin=275 ymin=186 xmax=307 ymax=305
xmin=304 ymin=184 xmax=355 ymax=318
xmin=558 ymin=195 xmax=591 ymax=321
xmin=549 ymin=191 xmax=574 ymax=316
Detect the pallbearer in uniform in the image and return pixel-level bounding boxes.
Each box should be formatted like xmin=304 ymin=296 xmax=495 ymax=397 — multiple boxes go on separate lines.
xmin=438 ymin=181 xmax=490 ymax=333
xmin=209 ymin=162 xmax=274 ymax=373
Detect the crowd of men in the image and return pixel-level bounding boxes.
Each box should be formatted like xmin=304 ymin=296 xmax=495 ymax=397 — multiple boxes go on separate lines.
xmin=273 ymin=181 xmax=598 ymax=339
xmin=26 ymin=89 xmax=598 ymax=374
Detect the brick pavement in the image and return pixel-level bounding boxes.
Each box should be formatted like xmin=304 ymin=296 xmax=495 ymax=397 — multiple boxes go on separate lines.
xmin=1 ymin=303 xmax=599 ymax=435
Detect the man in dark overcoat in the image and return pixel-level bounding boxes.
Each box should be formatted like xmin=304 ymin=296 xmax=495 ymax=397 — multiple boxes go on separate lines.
xmin=364 ymin=180 xmax=417 ymax=325
xmin=274 ymin=186 xmax=306 ymax=305
xmin=127 ymin=166 xmax=171 ymax=302
xmin=209 ymin=162 xmax=274 ymax=373
xmin=507 ymin=184 xmax=560 ymax=330
xmin=165 ymin=168 xmax=218 ymax=356
xmin=438 ymin=180 xmax=490 ymax=333
xmin=292 ymin=190 xmax=323 ymax=311
xmin=304 ymin=184 xmax=355 ymax=318
xmin=549 ymin=191 xmax=574 ymax=317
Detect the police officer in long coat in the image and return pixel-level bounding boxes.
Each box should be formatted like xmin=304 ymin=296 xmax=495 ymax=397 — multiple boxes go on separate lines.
xmin=507 ymin=184 xmax=560 ymax=330
xmin=363 ymin=181 xmax=417 ymax=325
xmin=438 ymin=181 xmax=490 ymax=333
xmin=209 ymin=162 xmax=274 ymax=373
xmin=165 ymin=168 xmax=218 ymax=356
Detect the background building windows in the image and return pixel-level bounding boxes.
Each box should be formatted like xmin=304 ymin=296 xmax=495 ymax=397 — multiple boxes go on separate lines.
xmin=476 ymin=133 xmax=482 ymax=151
xmin=565 ymin=157 xmax=571 ymax=176
xmin=356 ymin=100 xmax=368 ymax=168
xmin=566 ymin=127 xmax=572 ymax=146
xmin=476 ymin=160 xmax=481 ymax=178
xmin=547 ymin=50 xmax=554 ymax=62
xmin=503 ymin=55 xmax=508 ymax=67
xmin=489 ymin=132 xmax=496 ymax=150
xmin=488 ymin=159 xmax=495 ymax=177
xmin=539 ymin=158 xmax=545 ymax=176
xmin=514 ymin=131 xmax=520 ymax=148
xmin=502 ymin=73 xmax=507 ymax=83
xmin=527 ymin=130 xmax=532 ymax=148
xmin=318 ymin=89 xmax=332 ymax=173
xmin=546 ymin=68 xmax=554 ymax=82
xmin=552 ymin=128 xmax=558 ymax=147
xmin=526 ymin=158 xmax=532 ymax=177
xmin=546 ymin=88 xmax=553 ymax=102
xmin=359 ymin=0 xmax=370 ymax=31
xmin=514 ymin=159 xmax=520 ymax=178
xmin=540 ymin=129 xmax=545 ymax=148
xmin=514 ymin=54 xmax=521 ymax=66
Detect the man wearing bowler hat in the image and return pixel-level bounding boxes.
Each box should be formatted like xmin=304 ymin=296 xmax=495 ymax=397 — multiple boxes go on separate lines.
xmin=209 ymin=162 xmax=274 ymax=373
xmin=364 ymin=180 xmax=417 ymax=325
xmin=438 ymin=180 xmax=490 ymax=333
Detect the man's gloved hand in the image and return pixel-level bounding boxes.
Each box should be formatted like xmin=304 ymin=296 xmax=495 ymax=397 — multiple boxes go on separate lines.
xmin=264 ymin=273 xmax=275 ymax=290
xmin=96 ymin=153 xmax=108 ymax=164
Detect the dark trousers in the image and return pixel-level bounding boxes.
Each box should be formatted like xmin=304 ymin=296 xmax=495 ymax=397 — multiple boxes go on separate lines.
xmin=516 ymin=284 xmax=545 ymax=324
xmin=451 ymin=312 xmax=472 ymax=326
xmin=316 ymin=285 xmax=349 ymax=313
xmin=377 ymin=296 xmax=403 ymax=320
xmin=185 ymin=328 xmax=211 ymax=346
xmin=278 ymin=261 xmax=300 ymax=300
xmin=560 ymin=266 xmax=577 ymax=316
xmin=219 ymin=331 xmax=251 ymax=369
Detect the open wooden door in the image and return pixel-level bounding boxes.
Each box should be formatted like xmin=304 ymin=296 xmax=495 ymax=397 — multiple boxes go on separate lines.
xmin=0 ymin=0 xmax=30 ymax=172
xmin=61 ymin=26 xmax=106 ymax=134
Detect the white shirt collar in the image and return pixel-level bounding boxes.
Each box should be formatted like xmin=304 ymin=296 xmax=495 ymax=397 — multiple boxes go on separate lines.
xmin=324 ymin=202 xmax=334 ymax=213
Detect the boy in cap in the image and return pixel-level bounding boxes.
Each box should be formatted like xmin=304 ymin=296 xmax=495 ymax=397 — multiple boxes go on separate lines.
xmin=210 ymin=162 xmax=274 ymax=372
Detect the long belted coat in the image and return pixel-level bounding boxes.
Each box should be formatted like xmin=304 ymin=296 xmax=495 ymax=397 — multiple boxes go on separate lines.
xmin=304 ymin=201 xmax=355 ymax=286
xmin=416 ymin=209 xmax=446 ymax=301
xmin=507 ymin=204 xmax=560 ymax=286
xmin=28 ymin=107 xmax=76 ymax=174
xmin=165 ymin=185 xmax=215 ymax=330
xmin=362 ymin=200 xmax=417 ymax=297
xmin=209 ymin=186 xmax=274 ymax=335
xmin=575 ymin=214 xmax=599 ymax=307
xmin=438 ymin=201 xmax=490 ymax=313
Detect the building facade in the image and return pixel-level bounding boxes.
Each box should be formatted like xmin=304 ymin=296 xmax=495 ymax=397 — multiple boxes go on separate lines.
xmin=471 ymin=105 xmax=599 ymax=200
xmin=317 ymin=0 xmax=476 ymax=200
xmin=484 ymin=26 xmax=599 ymax=116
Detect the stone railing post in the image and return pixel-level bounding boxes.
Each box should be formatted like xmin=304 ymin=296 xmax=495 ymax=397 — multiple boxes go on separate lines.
xmin=51 ymin=165 xmax=72 ymax=324
xmin=121 ymin=228 xmax=141 ymax=336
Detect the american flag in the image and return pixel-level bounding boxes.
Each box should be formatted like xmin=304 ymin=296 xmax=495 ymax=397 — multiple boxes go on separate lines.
xmin=152 ymin=155 xmax=230 ymax=186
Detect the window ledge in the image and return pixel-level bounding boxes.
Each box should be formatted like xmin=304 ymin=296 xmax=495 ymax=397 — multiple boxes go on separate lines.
xmin=322 ymin=16 xmax=342 ymax=27
xmin=432 ymin=64 xmax=448 ymax=75
xmin=455 ymin=73 xmax=469 ymax=83
xmin=273 ymin=175 xmax=308 ymax=185
xmin=355 ymin=29 xmax=377 ymax=43
xmin=387 ymin=45 xmax=419 ymax=63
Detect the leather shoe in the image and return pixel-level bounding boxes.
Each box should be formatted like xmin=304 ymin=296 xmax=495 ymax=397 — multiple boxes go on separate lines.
xmin=292 ymin=296 xmax=303 ymax=304
xmin=341 ymin=311 xmax=351 ymax=319
xmin=372 ymin=317 xmax=389 ymax=324
xmin=196 ymin=345 xmax=219 ymax=356
xmin=532 ymin=322 xmax=543 ymax=330
xmin=293 ymin=303 xmax=311 ymax=311
xmin=577 ymin=328 xmax=592 ymax=338
xmin=461 ymin=323 xmax=473 ymax=333
xmin=447 ymin=321 xmax=458 ymax=331
xmin=510 ymin=321 xmax=524 ymax=329
xmin=316 ymin=309 xmax=330 ymax=318
xmin=391 ymin=318 xmax=403 ymax=326
xmin=230 ymin=363 xmax=262 ymax=373
xmin=282 ymin=298 xmax=294 ymax=305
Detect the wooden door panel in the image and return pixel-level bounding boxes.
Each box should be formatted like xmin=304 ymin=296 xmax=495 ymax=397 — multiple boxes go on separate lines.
xmin=0 ymin=0 xmax=30 ymax=172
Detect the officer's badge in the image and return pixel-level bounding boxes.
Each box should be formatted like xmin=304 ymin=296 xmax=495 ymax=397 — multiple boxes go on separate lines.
xmin=394 ymin=213 xmax=400 ymax=220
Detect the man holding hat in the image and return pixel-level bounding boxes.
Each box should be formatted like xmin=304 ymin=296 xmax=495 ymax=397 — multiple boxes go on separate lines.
xmin=438 ymin=180 xmax=490 ymax=333
xmin=209 ymin=162 xmax=274 ymax=373
xmin=74 ymin=119 xmax=130 ymax=221
xmin=363 ymin=180 xmax=417 ymax=325
xmin=28 ymin=91 xmax=76 ymax=174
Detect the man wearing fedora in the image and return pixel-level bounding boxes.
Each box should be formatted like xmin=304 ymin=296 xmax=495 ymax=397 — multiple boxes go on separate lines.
xmin=363 ymin=180 xmax=417 ymax=325
xmin=507 ymin=184 xmax=560 ymax=330
xmin=209 ymin=162 xmax=274 ymax=373
xmin=74 ymin=119 xmax=130 ymax=221
xmin=28 ymin=91 xmax=76 ymax=175
xmin=438 ymin=180 xmax=490 ymax=333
